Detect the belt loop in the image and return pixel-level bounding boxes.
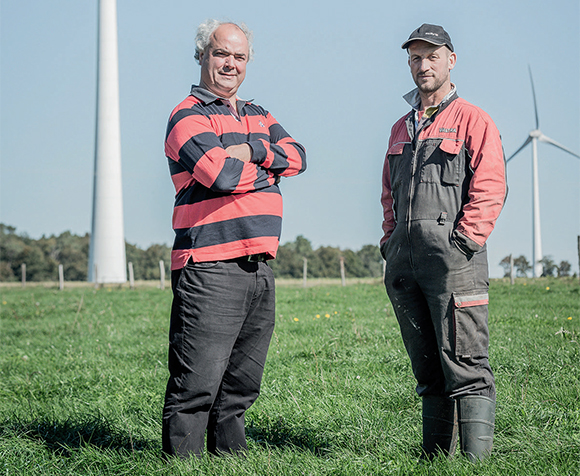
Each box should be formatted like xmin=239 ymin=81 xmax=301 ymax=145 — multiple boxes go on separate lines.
xmin=437 ymin=211 xmax=448 ymax=225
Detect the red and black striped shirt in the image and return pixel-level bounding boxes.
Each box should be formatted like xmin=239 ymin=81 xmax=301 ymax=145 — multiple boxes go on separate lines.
xmin=165 ymin=86 xmax=306 ymax=270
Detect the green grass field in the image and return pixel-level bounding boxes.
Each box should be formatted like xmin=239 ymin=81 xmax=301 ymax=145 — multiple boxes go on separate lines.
xmin=1 ymin=278 xmax=578 ymax=475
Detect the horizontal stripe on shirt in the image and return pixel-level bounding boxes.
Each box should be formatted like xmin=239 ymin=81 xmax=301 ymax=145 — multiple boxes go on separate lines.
xmin=173 ymin=214 xmax=282 ymax=252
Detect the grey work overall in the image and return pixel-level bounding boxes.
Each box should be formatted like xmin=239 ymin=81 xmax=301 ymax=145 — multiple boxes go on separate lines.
xmin=382 ymin=105 xmax=495 ymax=400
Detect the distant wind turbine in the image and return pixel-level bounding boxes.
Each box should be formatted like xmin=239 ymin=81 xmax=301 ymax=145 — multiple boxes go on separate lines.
xmin=507 ymin=66 xmax=580 ymax=278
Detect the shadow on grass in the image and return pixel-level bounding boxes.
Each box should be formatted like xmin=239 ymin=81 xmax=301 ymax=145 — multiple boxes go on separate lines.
xmin=246 ymin=416 xmax=331 ymax=456
xmin=1 ymin=414 xmax=156 ymax=456
xmin=3 ymin=413 xmax=332 ymax=458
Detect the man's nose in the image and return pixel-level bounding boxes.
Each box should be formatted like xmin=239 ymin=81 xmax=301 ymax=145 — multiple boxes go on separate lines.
xmin=223 ymin=55 xmax=234 ymax=68
xmin=418 ymin=59 xmax=430 ymax=71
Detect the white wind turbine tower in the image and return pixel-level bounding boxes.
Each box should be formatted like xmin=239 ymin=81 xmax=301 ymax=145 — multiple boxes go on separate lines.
xmin=507 ymin=67 xmax=580 ymax=278
xmin=88 ymin=0 xmax=127 ymax=283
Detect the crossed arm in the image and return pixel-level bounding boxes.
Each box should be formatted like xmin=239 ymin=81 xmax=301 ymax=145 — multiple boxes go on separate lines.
xmin=165 ymin=108 xmax=306 ymax=194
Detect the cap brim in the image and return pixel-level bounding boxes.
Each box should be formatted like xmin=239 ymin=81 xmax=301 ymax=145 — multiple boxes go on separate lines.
xmin=401 ymin=38 xmax=451 ymax=50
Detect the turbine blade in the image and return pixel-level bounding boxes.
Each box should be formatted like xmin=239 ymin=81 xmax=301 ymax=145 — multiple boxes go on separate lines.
xmin=528 ymin=65 xmax=539 ymax=129
xmin=507 ymin=136 xmax=532 ymax=162
xmin=538 ymin=134 xmax=580 ymax=159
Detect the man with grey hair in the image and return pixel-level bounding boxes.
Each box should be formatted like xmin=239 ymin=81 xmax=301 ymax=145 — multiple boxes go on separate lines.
xmin=162 ymin=19 xmax=306 ymax=458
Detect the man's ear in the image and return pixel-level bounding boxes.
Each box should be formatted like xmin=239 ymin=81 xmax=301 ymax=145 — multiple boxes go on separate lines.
xmin=448 ymin=51 xmax=457 ymax=71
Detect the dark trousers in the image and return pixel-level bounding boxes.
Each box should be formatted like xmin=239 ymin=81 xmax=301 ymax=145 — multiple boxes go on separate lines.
xmin=162 ymin=259 xmax=275 ymax=458
xmin=383 ymin=223 xmax=495 ymax=400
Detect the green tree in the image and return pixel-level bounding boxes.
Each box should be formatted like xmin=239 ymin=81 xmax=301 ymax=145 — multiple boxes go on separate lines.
xmin=56 ymin=231 xmax=90 ymax=281
xmin=269 ymin=244 xmax=303 ymax=278
xmin=38 ymin=231 xmax=89 ymax=281
xmin=310 ymin=246 xmax=342 ymax=278
xmin=126 ymin=242 xmax=171 ymax=280
xmin=513 ymin=255 xmax=532 ymax=277
xmin=270 ymin=235 xmax=314 ymax=278
xmin=540 ymin=256 xmax=558 ymax=277
xmin=342 ymin=249 xmax=367 ymax=278
xmin=0 ymin=224 xmax=25 ymax=281
xmin=558 ymin=260 xmax=572 ymax=277
xmin=357 ymin=244 xmax=384 ymax=278
xmin=499 ymin=255 xmax=513 ymax=278
xmin=20 ymin=243 xmax=54 ymax=281
xmin=294 ymin=235 xmax=314 ymax=257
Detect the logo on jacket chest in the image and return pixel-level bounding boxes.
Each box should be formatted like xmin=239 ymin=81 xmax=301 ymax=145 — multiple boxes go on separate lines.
xmin=439 ymin=127 xmax=457 ymax=133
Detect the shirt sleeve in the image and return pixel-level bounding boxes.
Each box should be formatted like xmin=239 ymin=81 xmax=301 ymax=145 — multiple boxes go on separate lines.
xmin=380 ymin=138 xmax=396 ymax=246
xmin=247 ymin=111 xmax=307 ymax=177
xmin=456 ymin=110 xmax=507 ymax=249
xmin=165 ymin=107 xmax=278 ymax=193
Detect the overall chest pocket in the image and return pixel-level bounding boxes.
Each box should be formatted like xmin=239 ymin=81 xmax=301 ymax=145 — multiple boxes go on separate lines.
xmin=387 ymin=142 xmax=411 ymax=194
xmin=419 ymin=139 xmax=464 ymax=186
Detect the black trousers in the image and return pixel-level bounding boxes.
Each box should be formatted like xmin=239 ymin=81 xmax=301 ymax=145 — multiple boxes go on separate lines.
xmin=162 ymin=259 xmax=275 ymax=457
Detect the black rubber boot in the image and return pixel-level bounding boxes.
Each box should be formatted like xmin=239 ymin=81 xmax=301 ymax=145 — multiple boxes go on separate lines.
xmin=421 ymin=395 xmax=458 ymax=459
xmin=458 ymin=395 xmax=495 ymax=462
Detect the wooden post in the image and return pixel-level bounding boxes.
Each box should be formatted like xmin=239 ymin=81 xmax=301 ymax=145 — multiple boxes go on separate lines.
xmin=159 ymin=260 xmax=165 ymax=290
xmin=58 ymin=264 xmax=64 ymax=290
xmin=128 ymin=262 xmax=135 ymax=290
xmin=302 ymin=257 xmax=307 ymax=288
xmin=340 ymin=256 xmax=346 ymax=287
xmin=510 ymin=254 xmax=515 ymax=285
xmin=21 ymin=263 xmax=26 ymax=288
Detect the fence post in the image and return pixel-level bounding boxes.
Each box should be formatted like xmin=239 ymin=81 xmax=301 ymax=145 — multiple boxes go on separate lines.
xmin=58 ymin=264 xmax=64 ymax=290
xmin=128 ymin=262 xmax=135 ymax=290
xmin=94 ymin=264 xmax=99 ymax=289
xmin=509 ymin=254 xmax=515 ymax=285
xmin=159 ymin=260 xmax=165 ymax=290
xmin=21 ymin=263 xmax=26 ymax=288
xmin=302 ymin=257 xmax=308 ymax=288
xmin=340 ymin=256 xmax=346 ymax=287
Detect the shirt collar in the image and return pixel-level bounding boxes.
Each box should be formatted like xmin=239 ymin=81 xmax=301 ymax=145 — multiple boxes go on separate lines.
xmin=189 ymin=84 xmax=251 ymax=110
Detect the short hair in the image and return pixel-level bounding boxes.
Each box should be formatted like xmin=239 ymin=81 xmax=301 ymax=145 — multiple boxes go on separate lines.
xmin=194 ymin=19 xmax=254 ymax=64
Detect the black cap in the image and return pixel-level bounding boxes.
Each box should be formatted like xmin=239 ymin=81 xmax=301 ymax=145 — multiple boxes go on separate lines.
xmin=401 ymin=24 xmax=454 ymax=52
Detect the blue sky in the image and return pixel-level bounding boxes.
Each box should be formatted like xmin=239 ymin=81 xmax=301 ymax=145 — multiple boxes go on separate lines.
xmin=1 ymin=0 xmax=579 ymax=278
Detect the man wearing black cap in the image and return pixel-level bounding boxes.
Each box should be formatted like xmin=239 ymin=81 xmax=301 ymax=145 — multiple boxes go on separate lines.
xmin=380 ymin=24 xmax=507 ymax=461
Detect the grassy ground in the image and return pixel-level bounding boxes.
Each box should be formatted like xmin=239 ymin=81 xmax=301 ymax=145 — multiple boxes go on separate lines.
xmin=0 ymin=278 xmax=578 ymax=475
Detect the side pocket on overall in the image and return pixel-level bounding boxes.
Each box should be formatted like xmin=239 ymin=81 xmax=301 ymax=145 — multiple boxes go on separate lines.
xmin=453 ymin=292 xmax=490 ymax=359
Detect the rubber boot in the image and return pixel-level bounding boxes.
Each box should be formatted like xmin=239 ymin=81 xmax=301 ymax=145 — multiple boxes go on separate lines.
xmin=421 ymin=396 xmax=458 ymax=459
xmin=458 ymin=395 xmax=495 ymax=462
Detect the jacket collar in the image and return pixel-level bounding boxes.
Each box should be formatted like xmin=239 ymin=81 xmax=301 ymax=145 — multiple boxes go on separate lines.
xmin=403 ymin=85 xmax=458 ymax=141
xmin=403 ymin=84 xmax=457 ymax=112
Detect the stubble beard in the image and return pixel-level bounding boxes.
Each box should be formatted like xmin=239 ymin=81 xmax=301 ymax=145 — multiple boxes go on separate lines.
xmin=415 ymin=75 xmax=446 ymax=95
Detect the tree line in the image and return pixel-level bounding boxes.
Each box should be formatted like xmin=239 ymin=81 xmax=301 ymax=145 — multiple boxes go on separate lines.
xmin=0 ymin=225 xmax=383 ymax=282
xmin=2 ymin=223 xmax=575 ymax=283
xmin=0 ymin=224 xmax=171 ymax=282
xmin=269 ymin=235 xmax=384 ymax=279
xmin=499 ymin=255 xmax=573 ymax=278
